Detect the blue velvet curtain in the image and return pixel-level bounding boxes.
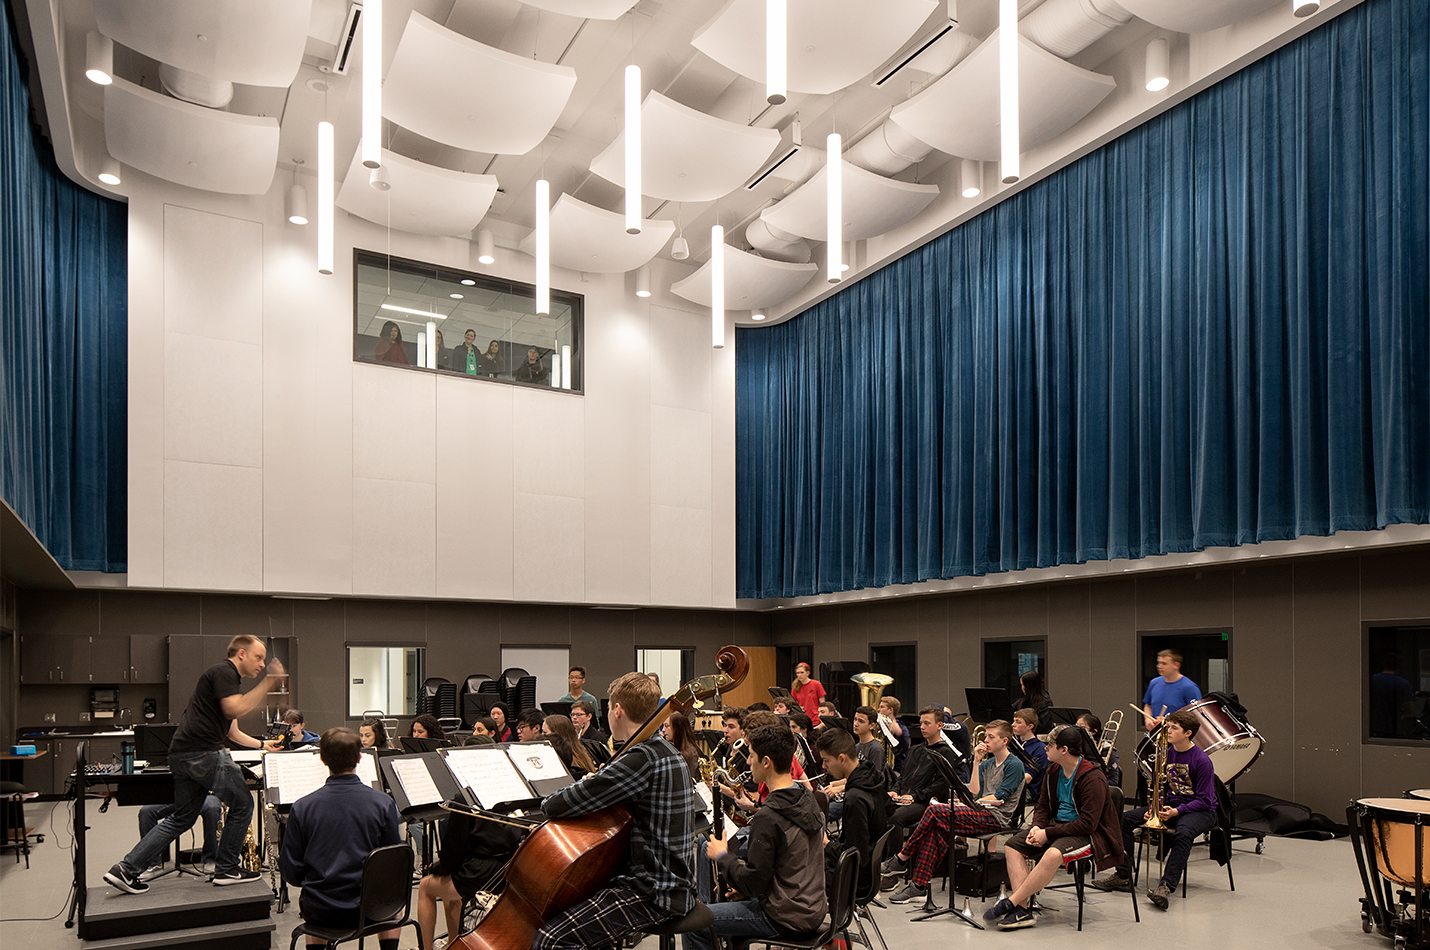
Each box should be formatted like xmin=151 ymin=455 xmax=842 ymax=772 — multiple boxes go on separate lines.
xmin=736 ymin=0 xmax=1429 ymax=600
xmin=1 ymin=0 xmax=127 ymax=572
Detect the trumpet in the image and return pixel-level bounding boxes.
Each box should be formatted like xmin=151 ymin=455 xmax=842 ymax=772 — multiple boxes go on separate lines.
xmin=1099 ymin=709 xmax=1123 ymax=758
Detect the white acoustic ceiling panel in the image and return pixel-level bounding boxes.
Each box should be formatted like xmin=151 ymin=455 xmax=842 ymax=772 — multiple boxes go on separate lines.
xmin=588 ymin=92 xmax=782 ymax=202
xmin=760 ymin=161 xmax=939 ymax=242
xmin=382 ymin=12 xmax=577 ymax=155
xmin=103 ymin=78 xmax=278 ymax=194
xmin=336 ymin=146 xmax=498 ymax=236
xmin=670 ymin=245 xmax=819 ymax=309
xmin=517 ymin=195 xmax=676 ymax=273
xmin=92 ymin=0 xmax=311 ymax=87
xmin=890 ymin=29 xmax=1115 ymax=162
xmin=519 ymin=0 xmax=639 ymax=18
xmin=692 ymin=0 xmax=938 ymax=95
xmin=1117 ymin=0 xmax=1280 ymax=34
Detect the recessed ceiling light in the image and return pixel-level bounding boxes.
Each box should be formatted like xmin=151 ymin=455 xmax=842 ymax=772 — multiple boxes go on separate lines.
xmin=461 ymin=278 xmax=476 ymax=286
xmin=449 ymin=293 xmax=464 ymax=299
xmin=751 ymin=313 xmax=766 ymax=321
xmin=85 ymin=32 xmax=113 ymax=85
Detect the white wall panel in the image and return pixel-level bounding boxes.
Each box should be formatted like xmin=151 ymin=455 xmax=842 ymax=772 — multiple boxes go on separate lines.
xmin=163 ymin=459 xmax=263 ymax=590
xmin=651 ymin=406 xmax=712 ymax=511
xmin=513 ymin=492 xmax=585 ymax=603
xmin=127 ymin=196 xmax=167 ymax=586
xmin=711 ymin=324 xmax=737 ymax=606
xmin=352 ymin=364 xmax=437 ymax=484
xmin=651 ymin=505 xmax=713 ymax=607
xmin=512 ymin=388 xmax=585 ymax=498
xmin=164 ymin=332 xmax=263 ymax=467
xmin=436 ymin=376 xmax=515 ymax=600
xmin=650 ymin=305 xmax=713 ymax=413
xmin=163 ymin=205 xmax=262 ymax=344
xmin=352 ymin=477 xmax=437 ymax=596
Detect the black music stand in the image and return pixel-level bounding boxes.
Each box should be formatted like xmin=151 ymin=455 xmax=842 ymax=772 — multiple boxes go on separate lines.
xmin=540 ymin=702 xmax=575 ymax=718
xmin=965 ymin=688 xmax=1015 ymax=724
xmin=1048 ymin=707 xmax=1092 ymax=728
xmin=400 ymin=736 xmax=452 ymax=754
xmin=909 ymin=753 xmax=987 ymax=931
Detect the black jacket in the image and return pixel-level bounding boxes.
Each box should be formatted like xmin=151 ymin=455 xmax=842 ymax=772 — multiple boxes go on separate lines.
xmin=718 ymin=785 xmax=827 ymax=933
xmin=896 ymin=740 xmax=963 ymax=804
xmin=826 ymin=761 xmax=887 ymax=895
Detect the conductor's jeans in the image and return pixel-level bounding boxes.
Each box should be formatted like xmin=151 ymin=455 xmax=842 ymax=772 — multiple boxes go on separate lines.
xmin=1115 ymin=806 xmax=1218 ymax=891
xmin=119 ymin=750 xmax=253 ymax=876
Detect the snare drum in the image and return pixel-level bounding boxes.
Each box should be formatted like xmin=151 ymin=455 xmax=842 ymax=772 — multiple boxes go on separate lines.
xmin=1357 ymin=798 xmax=1430 ymax=887
xmin=1134 ymin=697 xmax=1265 ymax=784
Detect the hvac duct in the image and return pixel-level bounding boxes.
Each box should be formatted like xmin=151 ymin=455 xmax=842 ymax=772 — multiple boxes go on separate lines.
xmin=158 ymin=63 xmax=234 ymax=108
xmin=1020 ymin=0 xmax=1132 ymax=59
xmin=745 ymin=218 xmax=813 ymax=264
xmin=844 ymin=120 xmax=936 ymax=176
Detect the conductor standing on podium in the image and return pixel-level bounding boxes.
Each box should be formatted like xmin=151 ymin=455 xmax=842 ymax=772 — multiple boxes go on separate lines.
xmin=105 ymin=635 xmax=287 ymax=894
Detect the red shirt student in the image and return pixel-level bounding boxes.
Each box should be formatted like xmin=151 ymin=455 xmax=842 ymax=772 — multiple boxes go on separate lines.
xmin=790 ymin=663 xmax=826 ymax=726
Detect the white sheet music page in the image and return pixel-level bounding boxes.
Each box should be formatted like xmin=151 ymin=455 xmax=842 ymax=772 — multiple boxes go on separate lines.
xmin=444 ymin=748 xmax=531 ymax=809
xmin=508 ymin=742 xmax=570 ymax=785
xmin=392 ymin=758 xmax=443 ymax=806
xmin=356 ymin=754 xmax=380 ymax=788
xmin=264 ymin=752 xmax=329 ymax=805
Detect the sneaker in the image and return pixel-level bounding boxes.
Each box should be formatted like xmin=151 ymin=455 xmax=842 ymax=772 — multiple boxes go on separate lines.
xmin=137 ymin=864 xmax=166 ymax=882
xmin=201 ymin=859 xmax=216 ymax=874
xmin=212 ymin=867 xmax=261 ymax=886
xmin=881 ymin=853 xmax=908 ymax=875
xmin=1148 ymin=883 xmax=1172 ymax=909
xmin=982 ymin=897 xmax=1014 ymax=922
xmin=998 ymin=906 xmax=1036 ymax=930
xmin=103 ymin=863 xmax=149 ymax=894
xmin=879 ymin=872 xmax=903 ymax=892
xmin=1092 ymin=872 xmax=1132 ymax=893
xmin=889 ymin=882 xmax=928 ymax=904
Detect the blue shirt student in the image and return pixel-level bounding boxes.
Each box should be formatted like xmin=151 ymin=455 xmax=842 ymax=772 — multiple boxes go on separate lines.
xmin=1143 ymin=676 xmax=1202 ymax=719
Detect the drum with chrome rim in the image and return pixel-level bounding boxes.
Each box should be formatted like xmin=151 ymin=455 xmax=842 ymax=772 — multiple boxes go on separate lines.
xmin=1135 ymin=696 xmax=1265 ymax=784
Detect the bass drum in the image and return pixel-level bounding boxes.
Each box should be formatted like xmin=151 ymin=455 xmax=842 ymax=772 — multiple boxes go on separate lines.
xmin=1135 ymin=697 xmax=1265 ymax=784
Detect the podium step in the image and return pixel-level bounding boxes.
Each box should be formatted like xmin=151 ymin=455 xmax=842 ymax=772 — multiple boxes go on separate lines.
xmin=79 ymin=917 xmax=276 ymax=950
xmin=81 ymin=877 xmax=272 ymax=940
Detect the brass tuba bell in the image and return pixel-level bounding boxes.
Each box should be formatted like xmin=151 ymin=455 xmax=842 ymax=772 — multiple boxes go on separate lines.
xmin=850 ymin=672 xmax=896 ymax=768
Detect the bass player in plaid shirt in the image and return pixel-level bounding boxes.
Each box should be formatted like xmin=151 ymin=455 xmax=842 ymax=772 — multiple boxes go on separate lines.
xmin=534 ymin=671 xmax=698 ymax=950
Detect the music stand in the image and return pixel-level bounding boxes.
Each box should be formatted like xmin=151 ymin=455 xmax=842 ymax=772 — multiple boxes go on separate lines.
xmin=399 ymin=736 xmax=451 ymax=754
xmin=910 ymin=753 xmax=987 ymax=931
xmin=540 ymin=702 xmax=575 ymax=718
xmin=1048 ymin=707 xmax=1092 ymax=728
xmin=964 ymin=688 xmax=1015 ymax=724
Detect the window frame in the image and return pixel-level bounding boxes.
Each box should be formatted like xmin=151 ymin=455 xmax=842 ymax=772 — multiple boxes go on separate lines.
xmin=345 ymin=642 xmax=427 ymax=720
xmin=1362 ymin=619 xmax=1430 ymax=748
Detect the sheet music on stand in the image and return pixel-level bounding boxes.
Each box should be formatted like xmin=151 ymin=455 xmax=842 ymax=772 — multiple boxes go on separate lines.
xmin=262 ymin=750 xmax=380 ymax=806
xmin=379 ymin=753 xmax=466 ymax=823
xmin=505 ymin=741 xmax=574 ymax=798
xmin=440 ymin=740 xmax=574 ymax=812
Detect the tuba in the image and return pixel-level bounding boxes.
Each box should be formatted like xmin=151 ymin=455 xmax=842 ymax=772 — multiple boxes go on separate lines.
xmin=851 ymin=672 xmax=896 ymax=768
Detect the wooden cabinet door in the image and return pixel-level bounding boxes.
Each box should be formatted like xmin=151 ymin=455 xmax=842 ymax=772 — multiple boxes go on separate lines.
xmin=19 ymin=634 xmax=54 ymax=684
xmin=89 ymin=636 xmax=131 ymax=683
xmin=129 ymin=635 xmax=169 ymax=683
xmin=53 ymin=635 xmax=92 ymax=684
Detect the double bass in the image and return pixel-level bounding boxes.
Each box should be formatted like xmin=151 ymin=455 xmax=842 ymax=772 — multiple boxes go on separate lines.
xmin=457 ymin=646 xmax=749 ymax=950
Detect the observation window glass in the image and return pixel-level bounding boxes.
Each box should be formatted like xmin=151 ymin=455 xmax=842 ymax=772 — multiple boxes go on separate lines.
xmin=353 ymin=249 xmax=582 ymax=391
xmin=348 ymin=645 xmax=424 ymax=718
xmin=1366 ymin=624 xmax=1430 ymax=743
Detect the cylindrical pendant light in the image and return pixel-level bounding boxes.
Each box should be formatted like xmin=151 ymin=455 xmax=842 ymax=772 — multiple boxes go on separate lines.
xmin=960 ymin=158 xmax=981 ymax=198
xmin=672 ymin=235 xmax=690 ymax=260
xmin=97 ymin=157 xmax=122 ymax=186
xmin=625 ymin=64 xmax=642 ymax=234
xmin=999 ymin=0 xmax=1019 ymax=184
xmin=766 ymin=0 xmax=787 ymax=105
xmin=318 ymin=121 xmax=334 ymax=275
xmin=1145 ymin=38 xmax=1170 ymax=92
xmin=85 ymin=32 xmax=113 ymax=85
xmin=426 ymin=320 xmax=437 ymax=368
xmin=550 ymin=349 xmax=561 ymax=389
xmin=711 ymin=225 xmax=725 ymax=349
xmin=635 ymin=265 xmax=651 ymax=297
xmin=826 ymin=133 xmax=842 ymax=283
xmin=362 ymin=0 xmax=382 ymax=168
xmin=476 ymin=229 xmax=495 ymax=264
xmin=417 ymin=330 xmax=428 ymax=368
xmin=561 ymin=344 xmax=571 ymax=389
xmin=1293 ymin=0 xmax=1319 ymax=15
xmin=286 ymin=183 xmax=308 ymax=225
xmin=535 ymin=179 xmax=550 ymax=315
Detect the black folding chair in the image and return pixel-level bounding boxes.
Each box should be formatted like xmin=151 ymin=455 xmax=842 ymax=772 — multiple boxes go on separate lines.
xmin=852 ymin=828 xmax=896 ymax=950
xmin=1044 ymin=785 xmax=1140 ymax=931
xmin=288 ymin=843 xmax=422 ymax=949
xmin=750 ymin=847 xmax=859 ymax=950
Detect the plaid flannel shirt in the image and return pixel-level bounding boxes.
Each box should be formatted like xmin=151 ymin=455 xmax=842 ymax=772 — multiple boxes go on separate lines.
xmin=542 ymin=734 xmax=696 ymax=915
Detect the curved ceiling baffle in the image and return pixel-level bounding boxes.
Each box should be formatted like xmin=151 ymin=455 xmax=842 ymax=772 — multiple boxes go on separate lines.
xmin=1116 ymin=0 xmax=1281 ymax=33
xmin=760 ymin=160 xmax=939 ymax=243
xmin=91 ymin=0 xmax=312 ymax=87
xmin=382 ymin=12 xmax=578 ymax=155
xmin=336 ymin=146 xmax=499 ymax=237
xmin=889 ymin=29 xmax=1116 ymax=163
xmin=691 ymin=0 xmax=938 ymax=95
xmin=517 ymin=0 xmax=640 ymax=18
xmin=103 ymin=79 xmax=279 ymax=194
xmin=587 ymin=92 xmax=783 ymax=202
xmin=517 ymin=195 xmax=676 ymax=273
xmin=670 ymin=245 xmax=819 ymax=311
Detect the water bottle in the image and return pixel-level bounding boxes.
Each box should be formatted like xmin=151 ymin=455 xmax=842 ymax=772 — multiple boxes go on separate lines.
xmin=121 ymin=741 xmax=135 ymax=774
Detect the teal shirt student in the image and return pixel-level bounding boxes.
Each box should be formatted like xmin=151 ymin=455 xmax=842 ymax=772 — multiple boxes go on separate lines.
xmin=1055 ymin=757 xmax=1083 ymax=822
xmin=559 ymin=690 xmax=598 ymax=705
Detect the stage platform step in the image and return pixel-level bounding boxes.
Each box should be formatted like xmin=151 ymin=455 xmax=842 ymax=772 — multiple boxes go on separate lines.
xmin=81 ymin=877 xmax=272 ymax=941
xmin=79 ymin=917 xmax=276 ymax=950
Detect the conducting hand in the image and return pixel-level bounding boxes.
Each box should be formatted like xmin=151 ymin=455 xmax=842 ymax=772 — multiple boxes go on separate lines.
xmin=261 ymin=738 xmax=284 ymax=752
xmin=266 ymin=658 xmax=286 ymax=679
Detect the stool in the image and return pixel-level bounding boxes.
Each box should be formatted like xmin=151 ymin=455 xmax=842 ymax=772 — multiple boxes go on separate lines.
xmin=1 ymin=781 xmax=40 ymax=868
xmin=642 ymin=902 xmax=717 ymax=950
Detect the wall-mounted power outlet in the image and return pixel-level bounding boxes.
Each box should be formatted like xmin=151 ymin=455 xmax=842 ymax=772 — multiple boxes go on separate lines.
xmin=44 ymin=713 xmax=56 ymax=723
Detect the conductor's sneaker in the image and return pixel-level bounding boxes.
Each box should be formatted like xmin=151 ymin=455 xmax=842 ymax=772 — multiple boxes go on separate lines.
xmin=998 ymin=906 xmax=1036 ymax=930
xmin=881 ymin=853 xmax=908 ymax=875
xmin=137 ymin=864 xmax=166 ymax=882
xmin=1092 ymin=871 xmax=1132 ymax=892
xmin=104 ymin=863 xmax=149 ymax=894
xmin=1147 ymin=883 xmax=1172 ymax=909
xmin=889 ymin=883 xmax=928 ymax=904
xmin=982 ymin=897 xmax=1015 ymax=922
xmin=213 ymin=867 xmax=261 ymax=886
xmin=202 ymin=859 xmax=216 ymax=874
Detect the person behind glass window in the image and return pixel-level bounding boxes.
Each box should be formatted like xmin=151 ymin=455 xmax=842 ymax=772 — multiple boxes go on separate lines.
xmin=478 ymin=339 xmax=503 ymax=378
xmin=433 ymin=329 xmax=450 ymax=370
xmin=455 ymin=329 xmax=480 ymax=374
xmin=516 ymin=346 xmax=549 ymax=384
xmin=375 ymin=321 xmax=408 ymax=364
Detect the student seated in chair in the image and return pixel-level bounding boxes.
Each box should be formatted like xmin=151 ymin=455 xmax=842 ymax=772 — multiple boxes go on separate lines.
xmin=983 ymin=726 xmax=1123 ymax=930
xmin=817 ymin=726 xmax=887 ymax=901
xmin=685 ymin=724 xmax=828 ymax=950
xmin=279 ymin=728 xmax=403 ymax=949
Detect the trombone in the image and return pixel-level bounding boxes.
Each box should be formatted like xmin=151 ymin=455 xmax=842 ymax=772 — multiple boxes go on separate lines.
xmin=1130 ymin=703 xmax=1169 ymax=886
xmin=1099 ymin=709 xmax=1123 ymax=758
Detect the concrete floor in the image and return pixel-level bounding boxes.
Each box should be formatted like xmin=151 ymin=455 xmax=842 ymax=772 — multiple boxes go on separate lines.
xmin=0 ymin=796 xmax=1393 ymax=950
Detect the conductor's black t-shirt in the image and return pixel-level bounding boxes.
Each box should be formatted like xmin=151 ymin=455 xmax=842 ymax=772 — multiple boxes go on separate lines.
xmin=168 ymin=661 xmax=244 ymax=755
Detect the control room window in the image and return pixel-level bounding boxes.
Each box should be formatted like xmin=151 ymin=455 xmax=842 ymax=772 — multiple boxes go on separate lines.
xmin=1366 ymin=624 xmax=1430 ymax=743
xmin=353 ymin=249 xmax=582 ymax=391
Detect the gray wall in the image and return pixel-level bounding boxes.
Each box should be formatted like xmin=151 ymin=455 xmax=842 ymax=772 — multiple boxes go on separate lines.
xmin=768 ymin=546 xmax=1430 ymax=817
